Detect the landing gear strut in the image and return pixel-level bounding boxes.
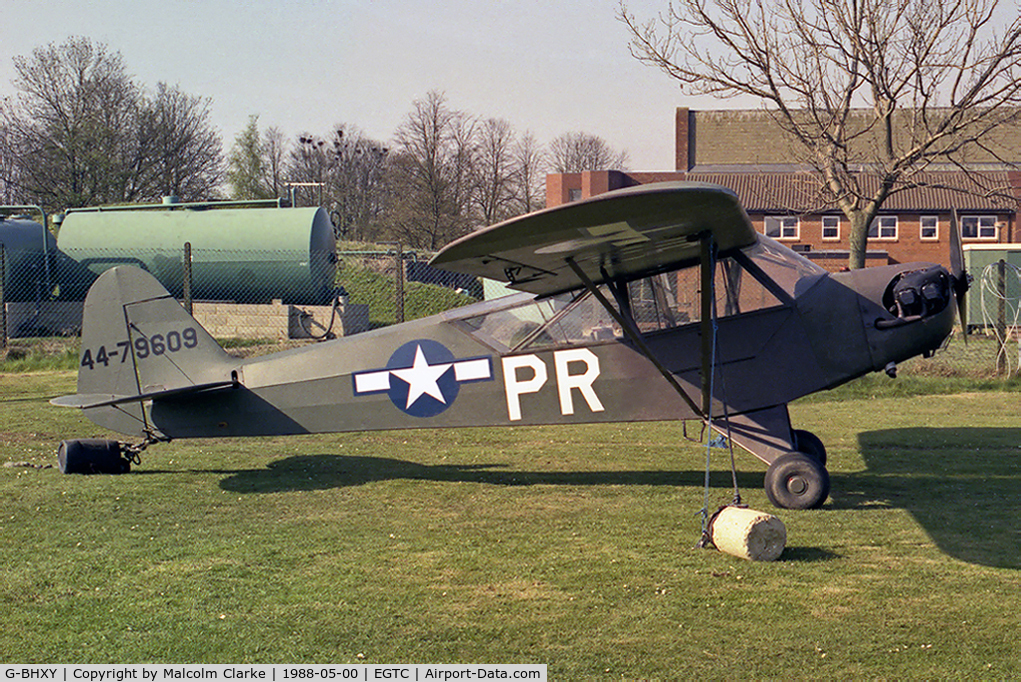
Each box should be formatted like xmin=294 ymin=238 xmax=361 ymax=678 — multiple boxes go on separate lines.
xmin=792 ymin=429 xmax=827 ymax=466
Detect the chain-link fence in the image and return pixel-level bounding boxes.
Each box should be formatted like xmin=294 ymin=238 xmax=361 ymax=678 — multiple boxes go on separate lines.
xmin=1 ymin=242 xmax=481 ymax=345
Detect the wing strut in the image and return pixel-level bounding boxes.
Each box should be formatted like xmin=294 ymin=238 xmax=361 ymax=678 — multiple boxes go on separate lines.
xmin=563 ymin=232 xmax=718 ymax=425
xmin=699 ymin=231 xmax=714 ymax=420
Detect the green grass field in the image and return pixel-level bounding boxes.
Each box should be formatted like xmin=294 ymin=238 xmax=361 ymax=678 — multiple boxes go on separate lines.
xmin=2 ymin=339 xmax=1020 ymax=678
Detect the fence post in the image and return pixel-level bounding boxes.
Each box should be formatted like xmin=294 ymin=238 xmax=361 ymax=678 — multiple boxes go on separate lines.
xmin=996 ymin=258 xmax=1007 ymax=375
xmin=183 ymin=241 xmax=193 ymax=315
xmin=1 ymin=243 xmax=7 ymax=350
xmin=394 ymin=242 xmax=405 ymax=324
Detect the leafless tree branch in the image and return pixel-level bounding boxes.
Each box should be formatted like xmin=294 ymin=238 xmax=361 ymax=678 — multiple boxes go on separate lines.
xmin=621 ymin=0 xmax=1021 ymax=267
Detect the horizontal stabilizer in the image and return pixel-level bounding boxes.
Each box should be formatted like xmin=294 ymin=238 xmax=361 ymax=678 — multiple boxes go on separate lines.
xmin=51 ymin=380 xmax=238 ymax=410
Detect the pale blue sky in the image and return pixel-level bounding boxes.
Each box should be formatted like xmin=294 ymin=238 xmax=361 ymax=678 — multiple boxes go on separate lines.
xmin=1 ymin=0 xmax=715 ymax=170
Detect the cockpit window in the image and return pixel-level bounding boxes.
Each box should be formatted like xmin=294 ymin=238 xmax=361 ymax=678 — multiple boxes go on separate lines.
xmin=456 ymin=236 xmax=814 ymax=352
xmin=644 ymin=255 xmax=785 ymax=331
xmin=457 ymin=289 xmax=620 ymax=352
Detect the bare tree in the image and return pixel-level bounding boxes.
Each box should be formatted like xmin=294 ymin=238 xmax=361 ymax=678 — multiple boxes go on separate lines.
xmin=443 ymin=102 xmax=480 ymax=234
xmin=328 ymin=124 xmax=388 ymax=241
xmin=288 ymin=133 xmax=331 ymax=206
xmin=510 ymin=131 xmax=547 ymax=214
xmin=248 ymin=123 xmax=387 ymax=239
xmin=621 ymin=0 xmax=1021 ymax=268
xmin=386 ymin=91 xmax=478 ymax=249
xmin=472 ymin=117 xmax=518 ymax=225
xmin=549 ymin=131 xmax=629 ymax=173
xmin=262 ymin=125 xmax=288 ymax=199
xmin=141 ymin=82 xmax=223 ymax=200
xmin=5 ymin=37 xmax=224 ymax=209
xmin=0 ymin=107 xmax=19 ymax=204
xmin=473 ymin=124 xmax=547 ymax=220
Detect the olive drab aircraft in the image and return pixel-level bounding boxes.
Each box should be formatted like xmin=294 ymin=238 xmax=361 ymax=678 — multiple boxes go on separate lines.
xmin=52 ymin=182 xmax=968 ymax=509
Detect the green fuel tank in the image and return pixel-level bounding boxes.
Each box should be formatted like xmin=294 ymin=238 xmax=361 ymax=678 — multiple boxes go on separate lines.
xmin=56 ymin=200 xmax=338 ymax=304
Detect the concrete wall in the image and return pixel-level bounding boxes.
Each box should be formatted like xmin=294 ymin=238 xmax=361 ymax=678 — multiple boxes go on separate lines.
xmin=190 ymin=300 xmax=370 ymax=340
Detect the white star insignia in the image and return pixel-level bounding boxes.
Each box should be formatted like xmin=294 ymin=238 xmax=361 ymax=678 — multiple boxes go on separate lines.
xmin=390 ymin=345 xmax=453 ymax=409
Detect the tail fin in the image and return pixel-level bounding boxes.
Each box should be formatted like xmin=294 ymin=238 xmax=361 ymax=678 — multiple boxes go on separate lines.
xmin=64 ymin=266 xmax=235 ymax=437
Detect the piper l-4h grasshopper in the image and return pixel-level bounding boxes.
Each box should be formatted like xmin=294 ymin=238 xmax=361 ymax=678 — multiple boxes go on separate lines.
xmin=53 ymin=182 xmax=966 ymax=509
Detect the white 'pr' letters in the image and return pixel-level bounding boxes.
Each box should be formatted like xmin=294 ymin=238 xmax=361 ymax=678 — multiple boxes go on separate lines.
xmin=502 ymin=349 xmax=604 ymax=421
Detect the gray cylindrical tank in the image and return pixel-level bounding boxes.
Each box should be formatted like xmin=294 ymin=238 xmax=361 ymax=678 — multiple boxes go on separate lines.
xmin=56 ymin=204 xmax=337 ymax=304
xmin=0 ymin=216 xmax=57 ymax=302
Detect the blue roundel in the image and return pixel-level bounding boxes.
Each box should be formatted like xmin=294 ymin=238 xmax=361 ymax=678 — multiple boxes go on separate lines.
xmin=385 ymin=339 xmax=459 ymax=417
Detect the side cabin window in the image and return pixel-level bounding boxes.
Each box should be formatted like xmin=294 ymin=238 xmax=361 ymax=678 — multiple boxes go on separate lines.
xmin=741 ymin=235 xmax=826 ymax=298
xmin=638 ymin=236 xmax=824 ymax=332
xmin=649 ymin=258 xmax=780 ymax=332
xmin=455 ymin=236 xmax=822 ymax=353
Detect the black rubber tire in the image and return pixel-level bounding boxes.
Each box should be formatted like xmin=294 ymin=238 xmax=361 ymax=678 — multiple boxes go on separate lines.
xmin=764 ymin=452 xmax=830 ymax=509
xmin=793 ymin=429 xmax=827 ymax=466
xmin=58 ymin=439 xmax=130 ymax=475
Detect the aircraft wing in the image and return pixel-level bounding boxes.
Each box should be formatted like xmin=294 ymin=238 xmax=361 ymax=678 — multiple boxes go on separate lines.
xmin=430 ymin=182 xmax=757 ymax=296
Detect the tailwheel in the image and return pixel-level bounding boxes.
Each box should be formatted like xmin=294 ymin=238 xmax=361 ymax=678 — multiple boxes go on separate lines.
xmin=764 ymin=452 xmax=830 ymax=509
xmin=792 ymin=429 xmax=827 ymax=466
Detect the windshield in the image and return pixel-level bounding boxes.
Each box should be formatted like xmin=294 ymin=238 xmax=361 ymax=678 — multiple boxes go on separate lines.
xmin=740 ymin=235 xmax=826 ymax=298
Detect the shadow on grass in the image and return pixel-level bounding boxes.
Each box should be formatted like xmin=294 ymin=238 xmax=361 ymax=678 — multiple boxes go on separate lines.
xmin=216 ymin=455 xmax=842 ymax=563
xmin=845 ymin=427 xmax=1021 ymax=569
xmin=217 ymin=453 xmax=768 ymax=495
xmin=780 ymin=546 xmax=842 ymax=562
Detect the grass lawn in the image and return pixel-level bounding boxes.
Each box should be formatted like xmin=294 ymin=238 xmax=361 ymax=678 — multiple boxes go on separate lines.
xmin=1 ymin=344 xmax=1020 ymax=677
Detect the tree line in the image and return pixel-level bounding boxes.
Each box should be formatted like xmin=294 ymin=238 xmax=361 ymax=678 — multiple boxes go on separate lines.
xmin=230 ymin=92 xmax=627 ymax=249
xmin=1 ymin=37 xmax=629 ymax=250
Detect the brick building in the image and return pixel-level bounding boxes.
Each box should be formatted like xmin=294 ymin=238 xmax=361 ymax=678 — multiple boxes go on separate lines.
xmin=547 ymin=108 xmax=1021 ymax=270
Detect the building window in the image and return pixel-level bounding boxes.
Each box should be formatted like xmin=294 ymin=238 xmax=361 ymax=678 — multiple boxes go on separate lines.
xmin=920 ymin=216 xmax=939 ymax=241
xmin=567 ymin=188 xmax=583 ymax=203
xmin=868 ymin=216 xmax=898 ymax=240
xmin=764 ymin=216 xmax=799 ymax=240
xmin=822 ymin=216 xmax=840 ymax=240
xmin=961 ymin=215 xmax=997 ymax=239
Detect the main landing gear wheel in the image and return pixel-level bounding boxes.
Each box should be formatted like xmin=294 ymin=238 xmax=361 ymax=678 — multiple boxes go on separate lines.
xmin=792 ymin=429 xmax=827 ymax=466
xmin=764 ymin=452 xmax=830 ymax=509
